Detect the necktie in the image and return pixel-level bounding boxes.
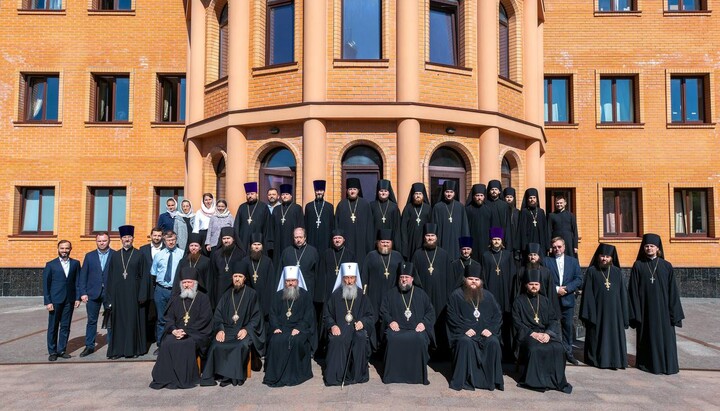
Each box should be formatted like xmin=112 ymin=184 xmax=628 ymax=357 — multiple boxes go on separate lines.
xmin=164 ymin=250 xmax=174 ymax=284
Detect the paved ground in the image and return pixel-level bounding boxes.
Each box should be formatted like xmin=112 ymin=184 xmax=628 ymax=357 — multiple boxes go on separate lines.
xmin=1 ymin=297 xmax=718 ymax=410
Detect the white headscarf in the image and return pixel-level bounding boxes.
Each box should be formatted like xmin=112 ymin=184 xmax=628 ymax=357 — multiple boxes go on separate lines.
xmin=276 ymin=266 xmax=308 ymax=291
xmin=166 ymin=198 xmax=178 ymax=218
xmin=332 ymin=262 xmax=363 ymax=292
xmin=214 ymin=200 xmax=230 ymax=218
xmin=201 ymin=196 xmax=216 ymax=217
xmin=176 ymin=199 xmax=195 ymax=219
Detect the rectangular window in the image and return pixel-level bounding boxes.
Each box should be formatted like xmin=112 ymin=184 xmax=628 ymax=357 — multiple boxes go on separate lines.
xmin=429 ymin=0 xmax=459 ymax=66
xmin=90 ymin=187 xmax=126 ymax=234
xmin=24 ymin=75 xmax=59 ymax=122
xmin=155 ymin=187 xmax=184 ymax=223
xmin=95 ymin=0 xmax=132 ymax=10
xmin=544 ymin=76 xmax=571 ymax=123
xmin=157 ymin=75 xmax=186 ymax=123
xmin=93 ymin=75 xmax=130 ymax=122
xmin=267 ymin=0 xmax=295 ymax=66
xmin=598 ymin=0 xmax=634 ymax=11
xmin=546 ymin=188 xmax=576 ymax=214
xmin=603 ymin=189 xmax=640 ymax=237
xmin=19 ymin=187 xmax=55 ymax=234
xmin=668 ymin=0 xmax=704 ymax=11
xmin=674 ymin=189 xmax=709 ymax=236
xmin=342 ymin=0 xmax=382 ymax=59
xmin=25 ymin=0 xmax=62 ymax=10
xmin=671 ymin=76 xmax=706 ymax=123
xmin=600 ymin=77 xmax=636 ymax=123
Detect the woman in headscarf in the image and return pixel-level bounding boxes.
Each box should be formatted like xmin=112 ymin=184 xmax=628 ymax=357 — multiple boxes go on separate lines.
xmin=174 ymin=199 xmax=196 ymax=251
xmin=205 ymin=199 xmax=234 ymax=253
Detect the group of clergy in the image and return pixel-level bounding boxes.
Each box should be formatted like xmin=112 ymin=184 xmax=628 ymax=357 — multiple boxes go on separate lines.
xmin=143 ymin=177 xmax=684 ymax=392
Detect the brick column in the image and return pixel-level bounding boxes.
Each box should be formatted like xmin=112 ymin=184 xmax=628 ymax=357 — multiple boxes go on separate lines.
xmin=397 ymin=119 xmax=421 ymax=209
xmin=188 ymin=0 xmax=206 ymax=123
xmin=526 ymin=140 xmax=541 ymax=190
xmin=523 ymin=0 xmax=540 ymax=123
xmin=303 ymin=119 xmax=327 ymax=205
xmin=478 ymin=0 xmax=500 ymax=182
xmin=186 ymin=138 xmax=204 ymax=206
xmin=303 ymin=0 xmax=326 ymax=101
xmin=226 ymin=127 xmax=247 ymax=213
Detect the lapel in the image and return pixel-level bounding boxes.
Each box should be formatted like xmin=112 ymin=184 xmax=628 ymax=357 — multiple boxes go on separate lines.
xmin=52 ymin=258 xmax=65 ymax=278
xmin=548 ymin=258 xmax=560 ymax=284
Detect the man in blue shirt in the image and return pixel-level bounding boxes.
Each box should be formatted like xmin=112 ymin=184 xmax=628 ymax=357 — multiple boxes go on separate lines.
xmin=150 ymin=230 xmax=184 ymax=354
xmin=78 ymin=232 xmax=114 ymax=357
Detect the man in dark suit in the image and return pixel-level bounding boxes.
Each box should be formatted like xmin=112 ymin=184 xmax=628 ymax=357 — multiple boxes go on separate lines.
xmin=43 ymin=240 xmax=81 ymax=361
xmin=78 ymin=232 xmax=115 ymax=357
xmin=543 ymin=236 xmax=582 ymax=365
xmin=139 ymin=227 xmax=165 ymax=348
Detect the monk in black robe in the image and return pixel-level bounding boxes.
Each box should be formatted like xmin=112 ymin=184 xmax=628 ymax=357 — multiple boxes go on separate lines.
xmin=318 ymin=230 xmax=356 ymax=302
xmin=234 ymin=182 xmax=271 ymax=253
xmin=466 ymin=184 xmax=492 ymax=259
xmin=516 ymin=243 xmax=557 ymax=313
xmin=263 ymin=266 xmax=316 ymax=387
xmin=512 ymin=270 xmax=572 ymax=393
xmin=517 ymin=188 xmax=550 ymax=254
xmin=304 ymin=180 xmax=334 ymax=253
xmin=370 ymin=179 xmax=401 ymax=251
xmin=579 ymin=243 xmax=628 ymax=369
xmin=481 ymin=227 xmax=517 ymax=362
xmin=241 ymin=234 xmax=275 ymax=320
xmin=335 ymin=178 xmax=374 ymax=266
xmin=209 ymin=227 xmax=246 ymax=309
xmin=276 ymin=227 xmax=320 ymax=308
xmin=173 ymin=233 xmax=210 ymax=296
xmin=362 ymin=229 xmax=404 ymax=314
xmin=431 ymin=180 xmax=469 ymax=259
xmin=547 ymin=195 xmax=578 ymax=258
xmin=504 ymin=187 xmax=522 ymax=267
xmin=150 ymin=268 xmax=213 ymax=389
xmin=269 ymin=183 xmax=304 ymax=267
xmin=446 ymin=264 xmax=503 ymax=391
xmin=323 ymin=263 xmax=376 ymax=386
xmin=628 ymin=233 xmax=684 ymax=375
xmin=201 ymin=270 xmax=265 ymax=386
xmin=400 ymin=182 xmax=432 ymax=260
xmin=485 ymin=180 xmax=514 ymax=255
xmin=380 ymin=263 xmax=436 ymax=384
xmin=106 ymin=228 xmax=149 ymax=358
xmin=451 ymin=236 xmax=479 ymax=288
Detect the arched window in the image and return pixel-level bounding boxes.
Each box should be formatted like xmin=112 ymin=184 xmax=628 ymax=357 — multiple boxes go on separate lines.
xmin=429 ymin=146 xmax=467 ymax=204
xmin=342 ymin=145 xmax=383 ymax=198
xmin=501 ymin=156 xmax=512 ymax=190
xmin=219 ymin=4 xmax=229 ymax=79
xmin=499 ymin=4 xmax=510 ymax=79
xmin=214 ymin=155 xmax=227 ymax=200
xmin=260 ymin=147 xmax=296 ymax=197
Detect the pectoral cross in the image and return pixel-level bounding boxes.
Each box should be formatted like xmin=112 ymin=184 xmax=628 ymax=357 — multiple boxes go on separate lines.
xmin=428 ymin=265 xmax=434 ymax=274
xmin=495 ymin=267 xmax=501 ymax=275
xmin=281 ymin=217 xmax=286 ymax=225
xmin=316 ymin=218 xmax=321 ymax=228
xmin=382 ymin=217 xmax=386 ymax=223
xmin=247 ymin=217 xmax=252 ymax=224
xmin=605 ymin=280 xmax=611 ymax=290
xmin=416 ymin=217 xmax=421 ymax=225
xmin=183 ymin=312 xmax=190 ymax=326
xmin=384 ymin=269 xmax=389 ymax=279
xmin=533 ymin=314 xmax=539 ymax=324
xmin=122 ymin=271 xmax=128 ymax=280
xmin=533 ymin=220 xmax=537 ymax=227
xmin=650 ymin=276 xmax=655 ymax=284
xmin=351 ymin=213 xmax=356 ymax=223
xmin=253 ymin=271 xmax=259 ymax=283
xmin=335 ymin=266 xmax=340 ymax=275
xmin=449 ymin=216 xmax=453 ymax=223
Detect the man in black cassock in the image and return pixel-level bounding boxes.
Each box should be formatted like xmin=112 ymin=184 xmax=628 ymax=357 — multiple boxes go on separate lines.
xmin=579 ymin=243 xmax=628 ymax=369
xmin=263 ymin=266 xmax=316 ymax=387
xmin=400 ymin=182 xmax=432 ymax=260
xmin=201 ymin=267 xmax=265 ymax=387
xmin=335 ymin=178 xmax=374 ymax=266
xmin=269 ymin=184 xmax=304 ymax=267
xmin=275 ymin=228 xmax=320 ymax=328
xmin=410 ymin=223 xmax=454 ymax=357
xmin=107 ymin=225 xmax=149 ymax=359
xmin=516 ymin=243 xmax=558 ymax=313
xmin=548 ymin=194 xmax=578 ymax=258
xmin=323 ymin=262 xmax=376 ymax=386
xmin=481 ymin=227 xmax=517 ymax=362
xmin=452 ymin=236 xmax=479 ymax=288
xmin=431 ymin=180 xmax=469 ymax=259
xmin=504 ymin=187 xmax=522 ymax=267
xmin=446 ymin=264 xmax=503 ymax=391
xmin=150 ymin=268 xmax=213 ymax=389
xmin=465 ymin=184 xmax=491 ymax=259
xmin=234 ymin=182 xmax=271 ymax=253
xmin=240 ymin=233 xmax=275 ymax=321
xmin=485 ymin=180 xmax=513 ymax=252
xmin=209 ymin=227 xmax=246 ymax=309
xmin=628 ymin=233 xmax=684 ymax=375
xmin=362 ymin=229 xmax=404 ymax=314
xmin=370 ymin=179 xmax=401 ymax=251
xmin=517 ymin=188 xmax=550 ymax=254
xmin=512 ymin=270 xmax=572 ymax=393
xmin=174 ymin=233 xmax=210 ymax=296
xmin=318 ymin=229 xmax=356 ymax=302
xmin=380 ymin=262 xmax=436 ymax=384
xmin=304 ymin=180 xmax=334 ymax=253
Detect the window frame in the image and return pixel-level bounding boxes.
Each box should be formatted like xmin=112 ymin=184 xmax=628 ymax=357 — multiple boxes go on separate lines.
xmin=23 ymin=74 xmax=60 ymax=123
xmin=597 ymin=0 xmax=636 ymax=12
xmin=602 ymin=188 xmax=641 ymax=238
xmin=19 ymin=187 xmax=55 ymax=235
xmin=667 ymin=0 xmax=705 ymax=11
xmin=499 ymin=3 xmax=510 ymax=79
xmin=546 ymin=188 xmax=577 ymax=214
xmin=259 ymin=147 xmax=296 ymax=199
xmin=544 ymin=76 xmax=572 ymax=124
xmin=89 ymin=187 xmax=126 ymax=235
xmin=92 ymin=74 xmax=130 ymax=123
xmin=428 ymin=0 xmax=459 ymax=67
xmin=93 ymin=0 xmax=132 ymax=11
xmin=673 ymin=188 xmax=711 ymax=238
xmin=265 ymin=0 xmax=295 ymax=67
xmin=154 ymin=187 xmax=184 ymax=224
xmin=156 ymin=74 xmax=186 ymax=123
xmin=428 ymin=146 xmax=467 ymax=204
xmin=23 ymin=0 xmax=63 ymax=10
xmin=341 ymin=0 xmax=383 ymax=60
xmin=670 ymin=75 xmax=708 ymax=124
xmin=599 ymin=76 xmax=638 ymax=124
xmin=218 ymin=4 xmax=229 ymax=79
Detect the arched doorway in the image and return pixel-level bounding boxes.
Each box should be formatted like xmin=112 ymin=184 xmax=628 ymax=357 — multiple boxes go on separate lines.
xmin=501 ymin=156 xmax=512 ymax=190
xmin=341 ymin=145 xmax=383 ymax=198
xmin=259 ymin=147 xmax=296 ymax=197
xmin=429 ymin=146 xmax=467 ymax=204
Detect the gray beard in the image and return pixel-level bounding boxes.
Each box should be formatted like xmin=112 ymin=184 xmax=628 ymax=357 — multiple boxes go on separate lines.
xmin=233 ymin=283 xmax=245 ymax=291
xmin=378 ymin=246 xmax=390 ymax=255
xmin=180 ymin=283 xmax=198 ymax=300
xmin=399 ymin=283 xmax=412 ymax=292
xmin=342 ymin=284 xmax=358 ymax=300
xmin=283 ymin=286 xmax=299 ymax=301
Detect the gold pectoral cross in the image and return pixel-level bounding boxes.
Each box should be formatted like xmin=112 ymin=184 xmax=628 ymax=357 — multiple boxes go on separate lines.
xmin=533 ymin=314 xmax=539 ymax=324
xmin=335 ymin=266 xmax=340 ymax=275
xmin=605 ymin=280 xmax=611 ymax=290
xmin=495 ymin=267 xmax=501 ymax=275
xmin=253 ymin=271 xmax=259 ymax=283
xmin=384 ymin=269 xmax=389 ymax=279
xmin=428 ymin=265 xmax=434 ymax=274
xmin=351 ymin=213 xmax=356 ymax=223
xmin=183 ymin=312 xmax=190 ymax=326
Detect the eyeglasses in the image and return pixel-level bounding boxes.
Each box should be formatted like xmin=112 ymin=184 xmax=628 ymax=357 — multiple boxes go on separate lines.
xmin=551 ymin=245 xmax=563 ymax=249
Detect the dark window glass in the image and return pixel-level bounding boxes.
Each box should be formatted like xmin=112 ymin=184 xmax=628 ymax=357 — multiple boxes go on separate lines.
xmin=342 ymin=0 xmax=381 ymax=59
xmin=544 ymin=77 xmax=570 ymax=123
xmin=219 ymin=4 xmax=229 ymax=78
xmin=155 ymin=187 xmax=184 ymax=223
xmin=671 ymin=76 xmax=705 ymax=123
xmin=159 ymin=75 xmax=186 ymax=122
xmin=98 ymin=0 xmax=131 ymax=10
xmin=603 ymin=189 xmax=639 ymax=237
xmin=30 ymin=0 xmax=62 ymax=10
xmin=546 ymin=188 xmax=575 ymax=214
xmin=501 ymin=157 xmax=512 ymax=190
xmin=26 ymin=75 xmax=59 ymax=121
xmin=20 ymin=187 xmax=55 ymax=233
xmin=499 ymin=4 xmax=509 ymax=78
xmin=260 ymin=148 xmax=296 ymax=196
xmin=674 ymin=189 xmax=709 ymax=236
xmin=267 ymin=1 xmax=295 ymax=65
xmin=95 ymin=75 xmax=130 ymax=122
xmin=429 ymin=146 xmax=466 ymax=204
xmin=598 ymin=0 xmax=634 ymax=11
xmin=429 ymin=0 xmax=458 ymax=66
xmin=342 ymin=145 xmax=382 ymax=196
xmin=668 ymin=0 xmax=703 ymax=11
xmin=91 ymin=187 xmax=126 ymax=234
xmin=600 ymin=77 xmax=635 ymax=123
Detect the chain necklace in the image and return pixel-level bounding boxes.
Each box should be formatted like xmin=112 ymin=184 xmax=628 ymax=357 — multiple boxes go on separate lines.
xmin=445 ymin=201 xmax=454 ymax=223
xmin=286 ymin=297 xmax=296 ymax=319
xmin=526 ymin=295 xmax=540 ymax=324
xmin=120 ymin=248 xmax=134 ymax=280
xmin=251 ymin=258 xmax=261 ymax=284
xmin=471 ymin=297 xmax=481 ymax=321
xmin=333 ymin=247 xmax=345 ymax=276
xmin=491 ymin=250 xmax=503 ymax=275
xmin=344 ymin=294 xmax=356 ymax=323
xmin=380 ymin=252 xmax=391 ymax=279
xmin=424 ymin=248 xmax=437 ymax=274
xmin=313 ymin=200 xmax=326 ymax=228
xmin=378 ymin=201 xmax=389 ymax=224
xmin=223 ymin=248 xmax=235 ymax=272
xmin=348 ymin=199 xmax=358 ymax=223
xmin=529 ymin=208 xmax=538 ymax=227
xmin=414 ymin=204 xmax=424 ymax=226
xmin=280 ymin=203 xmax=292 ymax=225
xmin=230 ymin=287 xmax=247 ymax=324
xmin=182 ymin=295 xmax=197 ymax=326
xmin=188 ymin=254 xmax=199 ymax=268
xmin=646 ymin=258 xmax=659 ymax=284
xmin=401 ymin=286 xmax=415 ymax=321
xmin=294 ymin=244 xmax=307 ymax=267
xmin=601 ymin=266 xmax=612 ymax=290
xmin=245 ymin=202 xmax=258 ymax=225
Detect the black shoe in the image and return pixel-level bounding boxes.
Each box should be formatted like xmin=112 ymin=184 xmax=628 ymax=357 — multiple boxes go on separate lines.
xmin=251 ymin=355 xmax=262 ymax=372
xmin=566 ymin=354 xmax=579 ymax=366
xmin=153 ymin=348 xmax=160 ymax=356
xmin=59 ymin=352 xmax=71 ymax=359
xmin=48 ymin=354 xmax=58 ymax=362
xmin=219 ymin=380 xmax=232 ymax=387
xmin=79 ymin=347 xmax=94 ymax=357
xmin=561 ymin=383 xmax=573 ymax=394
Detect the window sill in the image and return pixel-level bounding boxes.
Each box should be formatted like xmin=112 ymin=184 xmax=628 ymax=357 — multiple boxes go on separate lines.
xmin=545 ymin=123 xmax=579 ymax=129
xmin=80 ymin=234 xmax=120 ymax=240
xmin=84 ymin=121 xmax=133 ymax=128
xmin=664 ymin=10 xmax=711 ymax=17
xmin=424 ymin=62 xmax=472 ymax=77
xmin=599 ymin=237 xmax=642 ymax=243
xmin=593 ymin=10 xmax=642 ymax=17
xmin=17 ymin=9 xmax=66 ymax=15
xmin=252 ymin=62 xmax=299 ymax=77
xmin=666 ymin=122 xmax=716 ymax=129
xmin=8 ymin=234 xmax=58 ymax=241
xmin=150 ymin=122 xmax=186 ymax=128
xmin=334 ymin=59 xmax=390 ymax=69
xmin=87 ymin=9 xmax=136 ymax=16
xmin=498 ymin=76 xmax=523 ymax=92
xmin=12 ymin=121 xmax=62 ymax=127
xmin=596 ymin=123 xmax=645 ymax=129
xmin=670 ymin=237 xmax=719 ymax=243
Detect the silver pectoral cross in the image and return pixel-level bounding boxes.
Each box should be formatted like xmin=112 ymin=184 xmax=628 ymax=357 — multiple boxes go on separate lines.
xmin=316 ymin=218 xmax=321 ymax=228
xmin=351 ymin=213 xmax=356 ymax=223
xmin=122 ymin=271 xmax=128 ymax=279
xmin=449 ymin=216 xmax=453 ymax=223
xmin=416 ymin=217 xmax=421 ymax=225
xmin=281 ymin=217 xmax=286 ymax=225
xmin=247 ymin=217 xmax=252 ymax=224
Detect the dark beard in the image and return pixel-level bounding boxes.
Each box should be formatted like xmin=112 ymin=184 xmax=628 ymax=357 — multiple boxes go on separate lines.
xmin=222 ymin=244 xmax=236 ymax=256
xmin=463 ymin=285 xmax=484 ymax=304
xmin=333 ymin=245 xmax=344 ymax=252
xmin=423 ymin=242 xmax=437 ymax=250
xmin=233 ymin=283 xmax=245 ymax=291
xmin=527 ymin=261 xmax=539 ymax=269
xmin=398 ymin=283 xmax=412 ymax=292
xmin=250 ymin=250 xmax=263 ymax=261
xmin=188 ymin=253 xmax=201 ymax=264
xmin=283 ymin=286 xmax=299 ymax=301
